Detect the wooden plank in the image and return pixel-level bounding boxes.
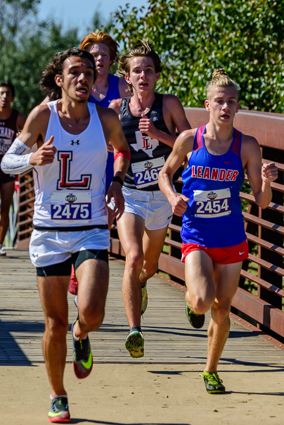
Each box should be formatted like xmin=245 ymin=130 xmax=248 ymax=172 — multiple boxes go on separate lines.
xmin=0 ymin=250 xmax=284 ymax=366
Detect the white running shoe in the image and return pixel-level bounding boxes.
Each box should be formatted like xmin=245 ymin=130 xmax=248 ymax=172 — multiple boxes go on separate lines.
xmin=0 ymin=247 xmax=6 ymax=256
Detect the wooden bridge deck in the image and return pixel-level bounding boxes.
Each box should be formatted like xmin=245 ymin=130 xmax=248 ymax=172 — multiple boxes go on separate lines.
xmin=1 ymin=249 xmax=284 ymax=366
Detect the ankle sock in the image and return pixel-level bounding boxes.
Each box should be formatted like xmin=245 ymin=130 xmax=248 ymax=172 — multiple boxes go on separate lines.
xmin=130 ymin=326 xmax=142 ymax=333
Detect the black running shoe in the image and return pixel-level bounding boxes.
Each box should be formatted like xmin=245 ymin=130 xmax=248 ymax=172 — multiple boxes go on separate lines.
xmin=185 ymin=303 xmax=205 ymax=329
xmin=201 ymin=371 xmax=225 ymax=394
xmin=72 ymin=320 xmax=93 ymax=379
xmin=48 ymin=396 xmax=70 ymax=423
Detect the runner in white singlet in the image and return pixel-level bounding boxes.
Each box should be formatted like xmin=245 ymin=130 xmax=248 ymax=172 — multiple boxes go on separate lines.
xmin=1 ymin=48 xmax=130 ymax=422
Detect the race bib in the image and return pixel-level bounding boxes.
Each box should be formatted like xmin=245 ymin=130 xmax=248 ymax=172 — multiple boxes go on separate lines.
xmin=193 ymin=188 xmax=231 ymax=218
xmin=131 ymin=157 xmax=165 ymax=189
xmin=50 ymin=191 xmax=91 ymax=223
xmin=0 ymin=139 xmax=12 ymax=154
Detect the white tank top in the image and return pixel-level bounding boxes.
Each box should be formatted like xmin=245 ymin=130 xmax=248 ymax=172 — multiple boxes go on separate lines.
xmin=33 ymin=100 xmax=108 ymax=228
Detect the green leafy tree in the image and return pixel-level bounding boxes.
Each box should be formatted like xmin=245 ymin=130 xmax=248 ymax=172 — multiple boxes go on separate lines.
xmin=0 ymin=1 xmax=118 ymax=115
xmin=0 ymin=0 xmax=40 ymax=40
xmin=113 ymin=0 xmax=284 ymax=112
xmin=0 ymin=1 xmax=84 ymax=114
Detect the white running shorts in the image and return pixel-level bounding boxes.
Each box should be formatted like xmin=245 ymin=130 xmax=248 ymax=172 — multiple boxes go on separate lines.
xmin=29 ymin=227 xmax=110 ymax=268
xmin=120 ymin=187 xmax=173 ymax=230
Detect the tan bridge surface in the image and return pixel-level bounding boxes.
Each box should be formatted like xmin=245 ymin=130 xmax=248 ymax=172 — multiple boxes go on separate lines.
xmin=1 ymin=250 xmax=284 ymax=425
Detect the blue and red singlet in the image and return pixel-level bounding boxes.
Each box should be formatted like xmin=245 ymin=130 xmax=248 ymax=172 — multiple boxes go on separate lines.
xmin=181 ymin=125 xmax=246 ymax=248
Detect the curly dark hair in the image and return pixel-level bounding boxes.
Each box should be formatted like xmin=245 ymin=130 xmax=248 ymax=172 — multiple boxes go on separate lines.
xmin=40 ymin=48 xmax=96 ymax=100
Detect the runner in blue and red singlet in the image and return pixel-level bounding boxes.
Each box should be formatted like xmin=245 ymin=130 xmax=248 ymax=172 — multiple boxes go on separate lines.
xmin=158 ymin=68 xmax=278 ymax=394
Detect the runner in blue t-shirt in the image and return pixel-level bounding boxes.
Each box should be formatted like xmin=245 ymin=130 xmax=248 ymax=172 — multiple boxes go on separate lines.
xmin=158 ymin=68 xmax=277 ymax=394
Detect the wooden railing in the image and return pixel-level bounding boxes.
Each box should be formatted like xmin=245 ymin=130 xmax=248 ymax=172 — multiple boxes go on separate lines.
xmin=17 ymin=108 xmax=284 ymax=341
xmin=17 ymin=171 xmax=34 ymax=249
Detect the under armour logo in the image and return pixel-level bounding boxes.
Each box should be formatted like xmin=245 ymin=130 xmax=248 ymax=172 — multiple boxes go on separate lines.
xmin=71 ymin=140 xmax=80 ymax=145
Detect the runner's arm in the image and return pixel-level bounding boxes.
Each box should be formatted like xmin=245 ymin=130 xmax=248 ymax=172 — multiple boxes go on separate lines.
xmin=99 ymin=107 xmax=130 ymax=220
xmin=139 ymin=95 xmax=191 ymax=148
xmin=1 ymin=105 xmax=56 ymax=174
xmin=158 ymin=130 xmax=194 ymax=216
xmin=244 ymin=136 xmax=278 ymax=209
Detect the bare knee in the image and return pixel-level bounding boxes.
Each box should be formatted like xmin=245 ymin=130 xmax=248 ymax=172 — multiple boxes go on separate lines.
xmin=45 ymin=316 xmax=69 ymax=340
xmin=142 ymin=260 xmax=158 ymax=279
xmin=189 ymin=296 xmax=212 ymax=315
xmin=211 ymin=300 xmax=231 ymax=325
xmin=79 ymin=306 xmax=105 ymax=331
xmin=186 ymin=285 xmax=215 ymax=315
xmin=125 ymin=251 xmax=143 ymax=272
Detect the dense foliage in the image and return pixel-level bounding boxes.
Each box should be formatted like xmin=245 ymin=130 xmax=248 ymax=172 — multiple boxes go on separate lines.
xmin=113 ymin=0 xmax=284 ymax=112
xmin=0 ymin=1 xmax=80 ymax=114
xmin=1 ymin=0 xmax=283 ymax=114
xmin=0 ymin=0 xmax=112 ymax=115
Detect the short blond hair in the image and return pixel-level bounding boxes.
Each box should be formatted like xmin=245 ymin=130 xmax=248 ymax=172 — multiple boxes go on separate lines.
xmin=207 ymin=68 xmax=240 ymax=99
xmin=80 ymin=31 xmax=119 ymax=63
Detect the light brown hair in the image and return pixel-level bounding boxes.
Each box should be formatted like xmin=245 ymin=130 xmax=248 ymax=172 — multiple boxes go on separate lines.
xmin=117 ymin=41 xmax=162 ymax=92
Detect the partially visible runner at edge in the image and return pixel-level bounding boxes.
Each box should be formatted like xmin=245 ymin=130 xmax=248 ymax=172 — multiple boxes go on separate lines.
xmin=0 ymin=81 xmax=26 ymax=255
xmin=68 ymin=31 xmax=131 ymax=297
xmin=158 ymin=68 xmax=278 ymax=394
xmin=109 ymin=41 xmax=191 ymax=358
xmin=1 ymin=47 xmax=130 ymax=423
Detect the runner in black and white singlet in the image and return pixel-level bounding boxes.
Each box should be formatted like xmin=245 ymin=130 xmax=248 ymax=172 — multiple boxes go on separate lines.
xmin=1 ymin=48 xmax=130 ymax=423
xmin=0 ymin=82 xmax=26 ymax=255
xmin=159 ymin=69 xmax=277 ymax=394
xmin=109 ymin=41 xmax=191 ymax=359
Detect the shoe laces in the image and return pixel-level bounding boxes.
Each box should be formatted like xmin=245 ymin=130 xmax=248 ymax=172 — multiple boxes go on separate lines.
xmin=51 ymin=397 xmax=68 ymax=412
xmin=201 ymin=372 xmax=223 ymax=385
xmin=73 ymin=337 xmax=90 ymax=362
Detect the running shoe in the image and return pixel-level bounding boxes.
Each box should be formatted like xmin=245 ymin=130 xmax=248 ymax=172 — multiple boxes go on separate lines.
xmin=185 ymin=303 xmax=205 ymax=329
xmin=141 ymin=282 xmax=148 ymax=315
xmin=68 ymin=266 xmax=78 ymax=295
xmin=201 ymin=371 xmax=225 ymax=394
xmin=48 ymin=396 xmax=70 ymax=423
xmin=72 ymin=321 xmax=93 ymax=379
xmin=0 ymin=247 xmax=6 ymax=256
xmin=125 ymin=330 xmax=144 ymax=358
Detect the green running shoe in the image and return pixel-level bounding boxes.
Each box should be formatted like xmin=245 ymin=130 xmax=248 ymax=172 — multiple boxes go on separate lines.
xmin=141 ymin=282 xmax=148 ymax=315
xmin=201 ymin=371 xmax=225 ymax=394
xmin=48 ymin=396 xmax=70 ymax=423
xmin=72 ymin=320 xmax=93 ymax=379
xmin=185 ymin=303 xmax=205 ymax=329
xmin=125 ymin=330 xmax=144 ymax=358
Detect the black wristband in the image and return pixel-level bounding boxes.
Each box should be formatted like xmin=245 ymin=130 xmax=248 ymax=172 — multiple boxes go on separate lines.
xmin=112 ymin=176 xmax=123 ymax=186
